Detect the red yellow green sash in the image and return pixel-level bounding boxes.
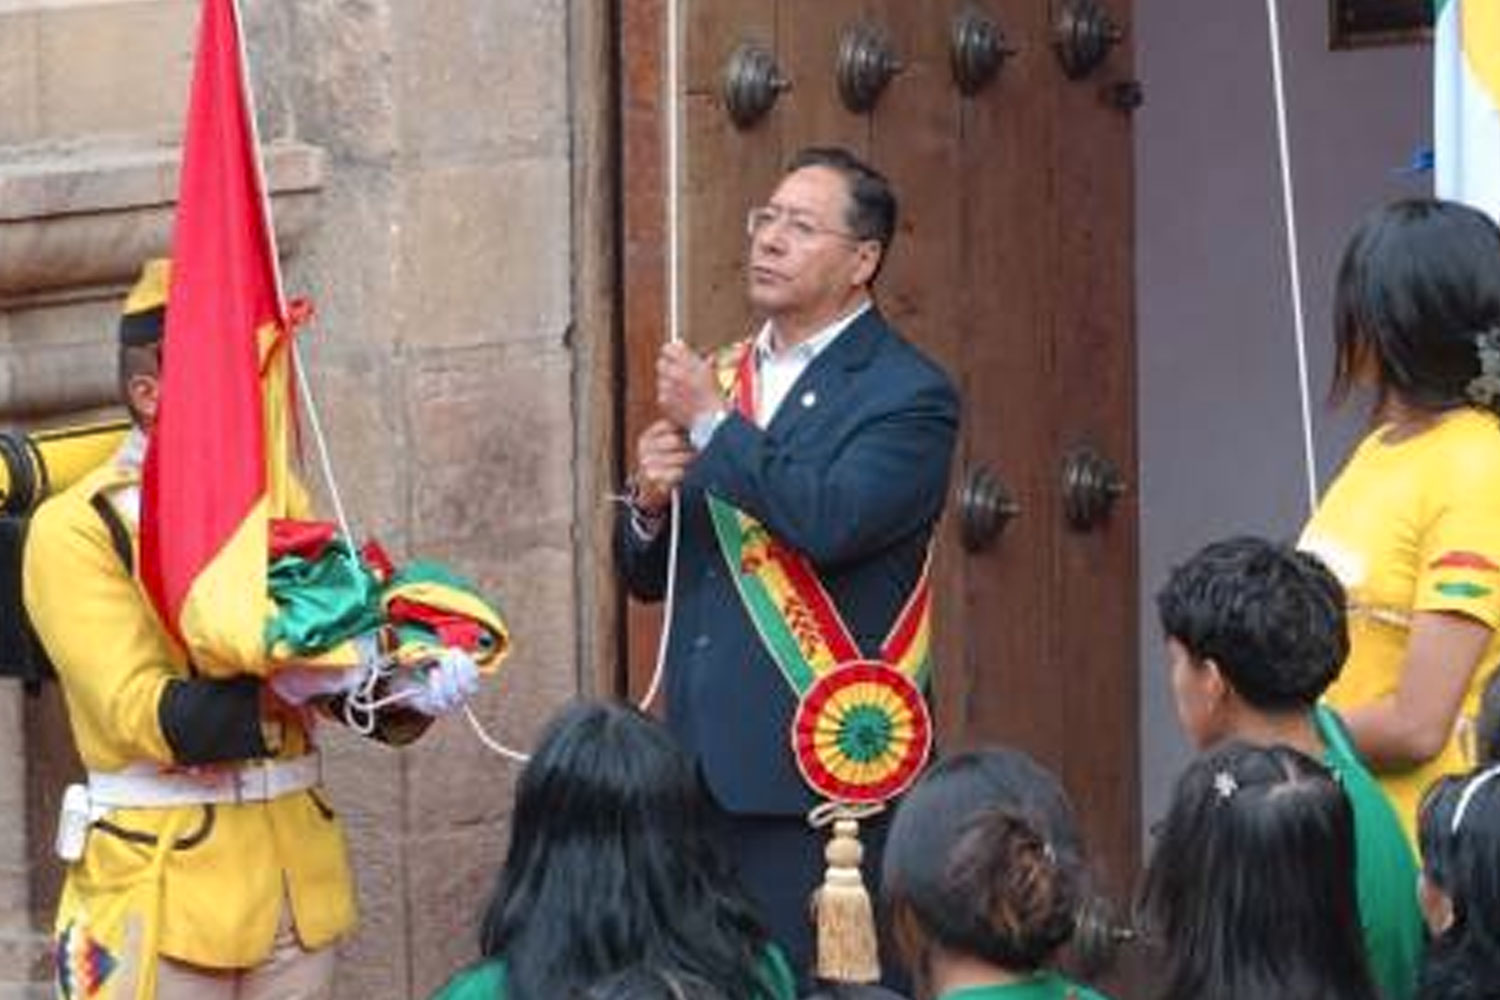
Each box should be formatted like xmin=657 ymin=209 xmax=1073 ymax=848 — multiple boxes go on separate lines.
xmin=708 ymin=338 xmax=932 ymax=804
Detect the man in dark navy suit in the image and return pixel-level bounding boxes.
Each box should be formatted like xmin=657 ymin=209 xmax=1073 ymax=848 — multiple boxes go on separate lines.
xmin=617 ymin=146 xmax=959 ymax=984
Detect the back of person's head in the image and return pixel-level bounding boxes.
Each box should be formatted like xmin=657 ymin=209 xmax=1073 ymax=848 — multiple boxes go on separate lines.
xmin=1156 ymin=536 xmax=1348 ymax=712
xmin=882 ymin=748 xmax=1085 ymax=990
xmin=1141 ymin=741 xmax=1377 ymax=1000
xmin=1331 ymin=198 xmax=1500 ymax=414
xmin=574 ymin=965 xmax=731 ymax=1000
xmin=1415 ymin=763 xmax=1500 ymax=999
xmin=479 ymin=699 xmax=769 ymax=1000
xmin=1476 ymin=670 xmax=1500 ymax=765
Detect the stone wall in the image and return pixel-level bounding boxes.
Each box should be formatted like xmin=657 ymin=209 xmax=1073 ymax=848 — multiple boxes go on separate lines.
xmin=0 ymin=1 xmax=604 ymax=996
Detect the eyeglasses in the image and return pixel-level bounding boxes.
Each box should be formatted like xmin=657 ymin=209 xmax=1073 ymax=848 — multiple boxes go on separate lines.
xmin=745 ymin=205 xmax=862 ymax=245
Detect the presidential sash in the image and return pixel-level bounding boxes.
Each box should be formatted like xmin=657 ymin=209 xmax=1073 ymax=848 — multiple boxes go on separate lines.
xmin=708 ymin=339 xmax=933 ymax=806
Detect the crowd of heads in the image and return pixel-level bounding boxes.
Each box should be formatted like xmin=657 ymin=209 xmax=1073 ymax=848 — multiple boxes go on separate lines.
xmin=472 ymin=531 xmax=1500 ymax=998
xmin=482 ymin=684 xmax=1500 ymax=1000
xmin=1147 ymin=529 xmax=1500 ymax=1000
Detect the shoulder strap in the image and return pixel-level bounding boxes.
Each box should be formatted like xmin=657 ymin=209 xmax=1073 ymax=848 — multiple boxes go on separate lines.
xmin=88 ymin=493 xmax=134 ymax=575
xmin=4 ymin=487 xmax=136 ymax=692
xmin=0 ymin=515 xmax=48 ymax=689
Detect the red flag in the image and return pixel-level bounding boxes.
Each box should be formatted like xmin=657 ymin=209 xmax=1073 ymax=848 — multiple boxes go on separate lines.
xmin=141 ymin=0 xmax=293 ymax=675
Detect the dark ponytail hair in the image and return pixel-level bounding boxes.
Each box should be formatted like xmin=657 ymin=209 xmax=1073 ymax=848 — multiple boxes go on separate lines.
xmin=1141 ymin=742 xmax=1377 ymax=1000
xmin=1331 ymin=198 xmax=1500 ymax=417
xmin=946 ymin=808 xmax=1079 ymax=968
xmin=882 ymin=749 xmax=1086 ymax=989
xmin=477 ymin=700 xmax=773 ymax=1000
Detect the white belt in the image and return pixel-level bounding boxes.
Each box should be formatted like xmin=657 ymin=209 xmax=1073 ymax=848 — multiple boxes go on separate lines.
xmin=87 ymin=754 xmax=323 ymax=810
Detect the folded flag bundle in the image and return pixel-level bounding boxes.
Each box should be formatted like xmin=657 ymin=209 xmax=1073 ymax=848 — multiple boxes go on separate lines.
xmin=265 ymin=518 xmax=509 ymax=676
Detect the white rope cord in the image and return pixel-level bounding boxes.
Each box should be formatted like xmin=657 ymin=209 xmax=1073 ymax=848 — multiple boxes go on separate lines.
xmin=235 ymin=0 xmax=362 ymax=563
xmin=339 ymin=650 xmax=418 ymax=736
xmin=1263 ymin=0 xmax=1320 ymax=515
xmin=638 ymin=0 xmax=687 ymax=713
xmin=462 ymin=703 xmax=533 ymax=763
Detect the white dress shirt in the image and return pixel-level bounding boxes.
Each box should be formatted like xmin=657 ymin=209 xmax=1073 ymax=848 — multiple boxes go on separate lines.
xmin=689 ymin=299 xmax=871 ymax=449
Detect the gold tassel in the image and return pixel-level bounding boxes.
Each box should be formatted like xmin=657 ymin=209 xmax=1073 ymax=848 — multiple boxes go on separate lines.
xmin=812 ymin=814 xmax=880 ymax=983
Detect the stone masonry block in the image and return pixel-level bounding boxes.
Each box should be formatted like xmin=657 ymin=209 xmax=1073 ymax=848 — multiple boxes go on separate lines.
xmin=34 ymin=1 xmax=196 ymax=141
xmin=288 ymin=353 xmax=408 ymax=552
xmin=0 ymin=687 xmax=24 ymax=811
xmin=0 ymin=984 xmax=51 ymax=1000
xmin=0 ymin=300 xmax=118 ymax=419
xmin=332 ymin=827 xmax=409 ymax=1000
xmin=0 ymin=871 xmax=28 ymax=933
xmin=0 ymin=13 xmax=39 ymax=147
xmin=316 ymin=724 xmax=403 ymax=845
xmin=403 ymin=538 xmax=578 ymax=829
xmin=404 ymin=825 xmax=512 ymax=999
xmin=318 ymin=727 xmax=406 ymax=1000
xmin=0 ymin=141 xmax=323 ymax=307
xmin=282 ymin=165 xmax=400 ymax=354
xmin=274 ymin=1 xmax=400 ymax=164
xmin=406 ymin=344 xmax=574 ymax=548
xmin=2 ymin=685 xmax=33 ymax=935
xmin=391 ymin=0 xmax=567 ymax=162
xmin=393 ymin=159 xmax=571 ymax=352
xmin=0 ymin=927 xmax=48 ymax=987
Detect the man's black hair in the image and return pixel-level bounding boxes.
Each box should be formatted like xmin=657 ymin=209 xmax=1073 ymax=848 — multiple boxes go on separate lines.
xmin=786 ymin=146 xmax=897 ymax=279
xmin=1156 ymin=536 xmax=1348 ymax=711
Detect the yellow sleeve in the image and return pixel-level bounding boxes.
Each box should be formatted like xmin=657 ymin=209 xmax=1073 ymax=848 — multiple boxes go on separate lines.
xmin=1414 ymin=457 xmax=1500 ymax=628
xmin=22 ymin=491 xmax=178 ymax=769
xmin=286 ymin=472 xmax=313 ymax=520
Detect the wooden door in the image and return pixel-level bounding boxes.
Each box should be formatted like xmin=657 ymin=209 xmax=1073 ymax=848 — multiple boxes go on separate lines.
xmin=619 ymin=0 xmax=1140 ymax=984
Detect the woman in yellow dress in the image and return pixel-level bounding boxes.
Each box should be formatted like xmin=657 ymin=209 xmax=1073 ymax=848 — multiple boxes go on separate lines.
xmin=1301 ymin=198 xmax=1500 ymax=839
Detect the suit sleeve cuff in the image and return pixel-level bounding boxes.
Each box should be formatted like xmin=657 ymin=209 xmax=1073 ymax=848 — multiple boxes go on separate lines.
xmin=689 ymin=408 xmax=729 ymax=451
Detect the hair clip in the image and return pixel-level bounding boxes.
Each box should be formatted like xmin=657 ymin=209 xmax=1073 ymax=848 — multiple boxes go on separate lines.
xmin=1451 ymin=762 xmax=1500 ymax=834
xmin=1466 ymin=328 xmax=1500 ymax=408
xmin=663 ymin=971 xmax=691 ymax=1000
xmin=1213 ymin=770 xmax=1239 ymax=800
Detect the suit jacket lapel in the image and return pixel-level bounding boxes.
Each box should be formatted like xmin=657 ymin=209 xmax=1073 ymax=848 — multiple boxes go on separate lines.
xmin=764 ymin=308 xmax=887 ymax=439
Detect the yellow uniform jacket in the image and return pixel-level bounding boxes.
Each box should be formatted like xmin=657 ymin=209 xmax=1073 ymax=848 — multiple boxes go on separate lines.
xmin=1302 ymin=409 xmax=1500 ymax=840
xmin=23 ymin=442 xmax=356 ymax=970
